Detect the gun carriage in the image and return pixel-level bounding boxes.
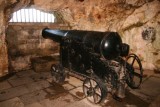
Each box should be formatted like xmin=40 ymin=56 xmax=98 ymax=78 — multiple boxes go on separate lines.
xmin=42 ymin=28 xmax=143 ymax=103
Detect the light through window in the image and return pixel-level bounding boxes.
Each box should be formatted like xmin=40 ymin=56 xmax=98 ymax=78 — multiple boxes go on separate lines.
xmin=9 ymin=8 xmax=55 ymax=23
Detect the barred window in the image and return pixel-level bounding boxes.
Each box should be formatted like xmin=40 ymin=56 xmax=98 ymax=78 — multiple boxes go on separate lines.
xmin=9 ymin=8 xmax=55 ymax=23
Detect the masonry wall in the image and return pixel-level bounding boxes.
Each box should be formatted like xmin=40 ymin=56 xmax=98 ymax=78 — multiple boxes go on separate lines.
xmin=6 ymin=23 xmax=69 ymax=71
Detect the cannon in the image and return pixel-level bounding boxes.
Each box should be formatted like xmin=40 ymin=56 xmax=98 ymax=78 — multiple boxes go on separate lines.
xmin=42 ymin=28 xmax=143 ymax=103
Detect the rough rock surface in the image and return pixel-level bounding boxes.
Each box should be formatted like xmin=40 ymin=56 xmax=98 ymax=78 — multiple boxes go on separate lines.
xmin=0 ymin=0 xmax=160 ymax=76
xmin=0 ymin=0 xmax=31 ymax=76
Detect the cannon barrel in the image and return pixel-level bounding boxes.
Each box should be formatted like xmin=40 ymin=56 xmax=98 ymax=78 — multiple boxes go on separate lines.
xmin=42 ymin=28 xmax=69 ymax=42
xmin=42 ymin=28 xmax=129 ymax=60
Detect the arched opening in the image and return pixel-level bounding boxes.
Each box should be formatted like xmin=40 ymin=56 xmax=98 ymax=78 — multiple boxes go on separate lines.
xmin=9 ymin=8 xmax=55 ymax=23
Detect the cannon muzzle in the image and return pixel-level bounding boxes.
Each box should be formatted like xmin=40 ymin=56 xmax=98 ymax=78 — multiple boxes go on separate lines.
xmin=42 ymin=28 xmax=68 ymax=42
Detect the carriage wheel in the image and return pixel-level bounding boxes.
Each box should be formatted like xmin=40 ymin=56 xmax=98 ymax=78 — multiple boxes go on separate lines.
xmin=51 ymin=64 xmax=66 ymax=84
xmin=126 ymin=54 xmax=143 ymax=89
xmin=83 ymin=78 xmax=107 ymax=104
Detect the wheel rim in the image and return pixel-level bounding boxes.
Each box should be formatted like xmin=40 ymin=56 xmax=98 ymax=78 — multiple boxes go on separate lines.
xmin=83 ymin=78 xmax=103 ymax=104
xmin=51 ymin=64 xmax=65 ymax=83
xmin=126 ymin=54 xmax=143 ymax=89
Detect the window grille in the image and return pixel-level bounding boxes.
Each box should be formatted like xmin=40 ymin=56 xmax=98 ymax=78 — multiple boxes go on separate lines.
xmin=9 ymin=8 xmax=55 ymax=23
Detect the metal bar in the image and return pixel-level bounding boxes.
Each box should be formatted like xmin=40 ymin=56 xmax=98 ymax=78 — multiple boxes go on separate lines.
xmin=18 ymin=10 xmax=21 ymax=22
xmin=28 ymin=9 xmax=30 ymax=22
xmin=15 ymin=11 xmax=18 ymax=22
xmin=47 ymin=13 xmax=49 ymax=22
xmin=40 ymin=11 xmax=42 ymax=22
xmin=10 ymin=18 xmax=12 ymax=22
xmin=51 ymin=14 xmax=54 ymax=23
xmin=48 ymin=13 xmax=50 ymax=22
xmin=43 ymin=11 xmax=45 ymax=22
xmin=19 ymin=9 xmax=22 ymax=22
xmin=28 ymin=9 xmax=31 ymax=22
xmin=12 ymin=12 xmax=15 ymax=22
xmin=26 ymin=9 xmax=28 ymax=22
xmin=46 ymin=12 xmax=47 ymax=22
xmin=34 ymin=9 xmax=36 ymax=22
xmin=37 ymin=9 xmax=40 ymax=22
xmin=19 ymin=10 xmax=22 ymax=22
xmin=30 ymin=9 xmax=32 ymax=22
xmin=36 ymin=9 xmax=38 ymax=22
xmin=47 ymin=12 xmax=48 ymax=22
xmin=30 ymin=9 xmax=31 ymax=22
xmin=23 ymin=9 xmax=26 ymax=22
xmin=32 ymin=8 xmax=34 ymax=22
xmin=17 ymin=10 xmax=19 ymax=22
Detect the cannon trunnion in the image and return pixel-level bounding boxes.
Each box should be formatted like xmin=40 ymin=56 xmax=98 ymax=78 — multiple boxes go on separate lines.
xmin=42 ymin=28 xmax=143 ymax=103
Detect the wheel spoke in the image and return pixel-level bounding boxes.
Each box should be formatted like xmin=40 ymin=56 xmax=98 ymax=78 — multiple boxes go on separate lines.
xmin=84 ymin=84 xmax=90 ymax=89
xmin=95 ymin=92 xmax=101 ymax=98
xmin=94 ymin=84 xmax=98 ymax=89
xmin=94 ymin=85 xmax=101 ymax=95
xmin=89 ymin=79 xmax=93 ymax=88
xmin=93 ymin=95 xmax=96 ymax=103
xmin=133 ymin=72 xmax=142 ymax=78
xmin=93 ymin=93 xmax=100 ymax=103
xmin=131 ymin=57 xmax=136 ymax=66
xmin=93 ymin=84 xmax=98 ymax=89
xmin=92 ymin=80 xmax=97 ymax=87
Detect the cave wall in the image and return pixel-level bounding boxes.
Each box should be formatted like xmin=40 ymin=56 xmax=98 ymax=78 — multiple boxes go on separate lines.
xmin=58 ymin=0 xmax=160 ymax=71
xmin=0 ymin=0 xmax=160 ymax=76
xmin=0 ymin=0 xmax=31 ymax=76
xmin=0 ymin=10 xmax=8 ymax=76
xmin=34 ymin=0 xmax=160 ymax=71
xmin=121 ymin=1 xmax=160 ymax=71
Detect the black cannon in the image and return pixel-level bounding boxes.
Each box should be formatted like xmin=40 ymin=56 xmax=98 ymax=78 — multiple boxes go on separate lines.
xmin=42 ymin=28 xmax=143 ymax=103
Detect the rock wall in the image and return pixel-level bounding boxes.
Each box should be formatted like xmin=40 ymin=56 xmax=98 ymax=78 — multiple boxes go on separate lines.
xmin=0 ymin=0 xmax=31 ymax=76
xmin=34 ymin=0 xmax=160 ymax=71
xmin=0 ymin=11 xmax=8 ymax=76
xmin=61 ymin=0 xmax=160 ymax=71
xmin=0 ymin=0 xmax=160 ymax=76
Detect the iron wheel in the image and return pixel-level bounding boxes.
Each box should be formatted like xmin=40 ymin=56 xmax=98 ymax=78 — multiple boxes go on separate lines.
xmin=83 ymin=77 xmax=107 ymax=104
xmin=51 ymin=64 xmax=66 ymax=84
xmin=126 ymin=54 xmax=143 ymax=89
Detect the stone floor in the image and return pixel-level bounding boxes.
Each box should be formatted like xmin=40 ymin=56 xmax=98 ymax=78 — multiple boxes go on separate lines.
xmin=0 ymin=69 xmax=160 ymax=107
